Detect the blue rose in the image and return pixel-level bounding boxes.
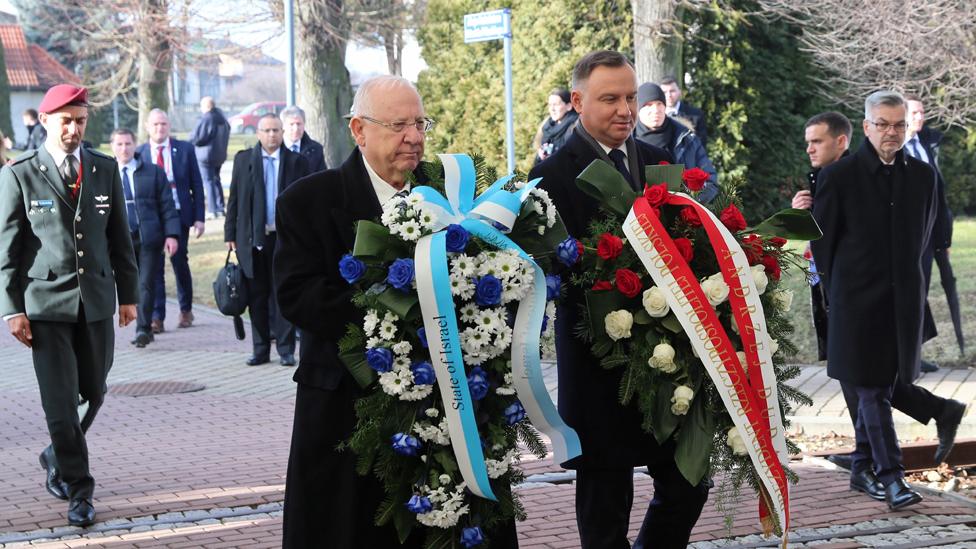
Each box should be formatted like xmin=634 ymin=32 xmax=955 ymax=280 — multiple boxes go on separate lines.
xmin=417 ymin=327 xmax=428 ymax=348
xmin=460 ymin=526 xmax=485 ymax=548
xmin=467 ymin=366 xmax=489 ymax=401
xmin=541 ymin=314 xmax=548 ymax=334
xmin=445 ymin=224 xmax=470 ymax=253
xmin=406 ymin=494 xmax=433 ymax=514
xmin=338 ymin=254 xmax=367 ymax=284
xmin=387 ymin=258 xmax=415 ymax=292
xmin=556 ymin=237 xmax=580 ymax=267
xmin=504 ymin=401 xmax=527 ymax=425
xmin=474 ymin=275 xmax=502 ymax=307
xmin=545 ymin=274 xmax=561 ymax=301
xmin=411 ymin=361 xmax=436 ymax=385
xmin=391 ymin=432 xmax=421 ymax=456
xmin=366 ymin=347 xmax=394 ymax=373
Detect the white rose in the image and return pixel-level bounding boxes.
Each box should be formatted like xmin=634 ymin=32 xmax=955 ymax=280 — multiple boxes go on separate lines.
xmin=642 ymin=286 xmax=670 ymax=318
xmin=439 ymin=474 xmax=452 ymax=485
xmin=751 ymin=264 xmax=769 ymax=295
xmin=670 ymin=385 xmax=694 ymax=415
xmin=769 ymin=338 xmax=780 ymax=356
xmin=771 ymin=289 xmax=794 ymax=312
xmin=727 ymin=426 xmax=748 ymax=455
xmin=604 ymin=310 xmax=634 ymax=341
xmin=649 ymin=343 xmax=678 ymax=373
xmin=701 ymin=275 xmax=730 ymax=306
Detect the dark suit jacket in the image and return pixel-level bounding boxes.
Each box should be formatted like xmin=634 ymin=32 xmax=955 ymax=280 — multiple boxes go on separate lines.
xmin=0 ymin=146 xmax=139 ymax=322
xmin=811 ymin=140 xmax=937 ymax=387
xmin=913 ymin=129 xmax=953 ymax=250
xmin=528 ymin=131 xmax=674 ymax=469
xmin=127 ymin=160 xmax=180 ymax=249
xmin=23 ymin=123 xmax=47 ymax=150
xmin=224 ymin=144 xmax=309 ymax=279
xmin=189 ymin=108 xmax=231 ymax=167
xmin=135 ymin=138 xmax=205 ymax=228
xmin=294 ymin=133 xmax=327 ymax=174
xmin=675 ymin=101 xmax=708 ymax=147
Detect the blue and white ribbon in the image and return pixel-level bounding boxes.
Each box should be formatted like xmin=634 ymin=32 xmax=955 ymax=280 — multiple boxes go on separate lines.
xmin=413 ymin=154 xmax=581 ymax=500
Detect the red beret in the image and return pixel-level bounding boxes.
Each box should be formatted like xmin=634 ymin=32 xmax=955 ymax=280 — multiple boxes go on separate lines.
xmin=38 ymin=84 xmax=89 ymax=114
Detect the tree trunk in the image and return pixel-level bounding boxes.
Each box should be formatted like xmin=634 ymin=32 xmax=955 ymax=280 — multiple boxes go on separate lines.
xmin=382 ymin=27 xmax=403 ymax=76
xmin=631 ymin=0 xmax=683 ymax=85
xmin=296 ymin=0 xmax=355 ymax=168
xmin=136 ymin=0 xmax=173 ymax=133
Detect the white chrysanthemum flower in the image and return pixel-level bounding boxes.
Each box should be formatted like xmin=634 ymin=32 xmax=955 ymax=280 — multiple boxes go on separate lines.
xmin=366 ymin=336 xmax=382 ymax=349
xmin=417 ymin=206 xmax=438 ymax=230
xmin=392 ymin=341 xmax=412 ymax=356
xmin=398 ymin=220 xmax=422 ymax=241
xmin=425 ymin=407 xmax=439 ymax=418
xmin=459 ymin=303 xmax=479 ymax=323
xmin=449 ymin=272 xmax=475 ymax=298
xmin=407 ymin=192 xmax=424 ymax=206
xmin=379 ymin=369 xmax=411 ymax=396
xmin=400 ymin=383 xmax=434 ymax=401
xmin=363 ymin=309 xmax=380 ymax=335
xmin=393 ymin=355 xmax=411 ymax=369
xmin=413 ymin=418 xmax=451 ymax=445
xmin=451 ymin=256 xmax=476 ymax=277
xmin=383 ymin=311 xmax=399 ymax=323
xmin=474 ymin=309 xmax=501 ymax=334
xmin=485 ymin=449 xmax=520 ymax=479
xmin=379 ymin=319 xmax=398 ymax=341
xmin=494 ymin=253 xmax=522 ymax=280
xmin=461 ymin=327 xmax=489 ymax=353
xmin=494 ymin=325 xmax=513 ymax=351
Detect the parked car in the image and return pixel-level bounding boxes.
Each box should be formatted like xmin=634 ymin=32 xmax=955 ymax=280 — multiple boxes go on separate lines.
xmin=229 ymin=101 xmax=286 ymax=134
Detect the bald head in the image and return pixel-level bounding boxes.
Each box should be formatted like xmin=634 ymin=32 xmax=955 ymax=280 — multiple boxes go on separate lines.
xmin=350 ymin=75 xmax=423 ymax=118
xmin=200 ymin=96 xmax=215 ymax=113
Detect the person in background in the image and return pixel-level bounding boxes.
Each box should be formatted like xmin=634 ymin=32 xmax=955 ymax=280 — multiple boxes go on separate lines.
xmin=635 ymin=81 xmax=718 ymax=202
xmin=189 ymin=96 xmax=231 ymax=220
xmin=19 ymin=108 xmax=48 ymax=150
xmin=136 ymin=109 xmax=206 ymax=333
xmin=532 ymin=88 xmax=579 ymax=165
xmin=280 ymin=106 xmax=326 ymax=174
xmin=660 ymin=75 xmax=707 ymax=147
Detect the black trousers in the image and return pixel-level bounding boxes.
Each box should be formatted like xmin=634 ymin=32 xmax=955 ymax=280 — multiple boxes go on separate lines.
xmin=576 ymin=457 xmax=709 ymax=548
xmin=841 ymin=382 xmax=903 ymax=485
xmin=31 ymin=303 xmax=113 ymax=500
xmin=248 ymin=232 xmax=295 ymax=358
xmin=842 ymin=378 xmax=947 ymax=428
xmin=132 ymin=233 xmax=162 ymax=336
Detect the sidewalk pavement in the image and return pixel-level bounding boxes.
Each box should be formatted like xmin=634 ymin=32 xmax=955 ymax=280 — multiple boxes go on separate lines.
xmin=1 ymin=301 xmax=974 ymax=548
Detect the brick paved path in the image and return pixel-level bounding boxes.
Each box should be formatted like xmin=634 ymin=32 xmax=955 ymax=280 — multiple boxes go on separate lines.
xmin=2 ymin=301 xmax=974 ymax=547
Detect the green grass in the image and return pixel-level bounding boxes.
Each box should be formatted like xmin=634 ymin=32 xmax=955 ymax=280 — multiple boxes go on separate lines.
xmin=781 ymin=217 xmax=976 ymax=367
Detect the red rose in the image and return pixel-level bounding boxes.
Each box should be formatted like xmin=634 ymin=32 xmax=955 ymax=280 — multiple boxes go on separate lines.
xmin=719 ymin=204 xmax=748 ymax=232
xmin=741 ymin=234 xmax=763 ymax=265
xmin=674 ymin=238 xmax=694 ymax=263
xmin=576 ymin=240 xmax=585 ymax=262
xmin=682 ymin=167 xmax=709 ymax=192
xmin=615 ymin=268 xmax=643 ymax=298
xmin=596 ymin=233 xmax=624 ymax=260
xmin=643 ymin=183 xmax=669 ymax=207
xmin=680 ymin=206 xmax=702 ymax=227
xmin=761 ymin=255 xmax=782 ymax=281
xmin=658 ymin=160 xmax=670 ymax=165
xmin=592 ymin=280 xmax=613 ymax=291
xmin=803 ymin=247 xmax=813 ymax=260
xmin=768 ymin=236 xmax=788 ymax=248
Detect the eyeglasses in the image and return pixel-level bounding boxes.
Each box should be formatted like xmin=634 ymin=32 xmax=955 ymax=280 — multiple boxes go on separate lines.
xmin=360 ymin=115 xmax=435 ymax=133
xmin=867 ymin=120 xmax=908 ymax=133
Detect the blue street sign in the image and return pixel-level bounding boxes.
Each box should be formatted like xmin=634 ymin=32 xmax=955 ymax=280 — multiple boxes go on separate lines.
xmin=463 ymin=9 xmax=512 ymax=44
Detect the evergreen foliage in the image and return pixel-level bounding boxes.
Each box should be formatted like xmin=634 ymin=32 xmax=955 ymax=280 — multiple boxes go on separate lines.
xmin=417 ymin=0 xmax=632 ymax=173
xmin=938 ymin=128 xmax=976 ymax=216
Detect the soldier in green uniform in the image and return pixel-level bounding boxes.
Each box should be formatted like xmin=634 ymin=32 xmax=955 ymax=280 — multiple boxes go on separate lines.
xmin=0 ymin=84 xmax=138 ymax=527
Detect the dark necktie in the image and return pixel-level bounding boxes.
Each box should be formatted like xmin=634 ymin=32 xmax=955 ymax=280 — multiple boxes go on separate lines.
xmin=607 ymin=148 xmax=634 ymax=189
xmin=122 ymin=167 xmax=139 ymax=234
xmin=291 ymin=144 xmax=300 ymax=154
xmin=63 ymin=156 xmax=79 ymax=198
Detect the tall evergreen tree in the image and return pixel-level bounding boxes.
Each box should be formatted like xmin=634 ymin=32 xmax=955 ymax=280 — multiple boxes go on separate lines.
xmin=418 ymin=0 xmax=632 ymax=172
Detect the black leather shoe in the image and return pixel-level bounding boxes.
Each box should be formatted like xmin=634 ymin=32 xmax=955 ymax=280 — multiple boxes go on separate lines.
xmin=827 ymin=452 xmax=854 ymax=470
xmin=280 ymin=354 xmax=296 ymax=366
xmin=884 ymin=478 xmax=922 ymax=510
xmin=920 ymin=360 xmax=939 ymax=373
xmin=246 ymin=355 xmax=270 ymax=366
xmin=39 ymin=451 xmax=68 ymax=500
xmin=849 ymin=469 xmax=885 ymax=501
xmin=131 ymin=332 xmax=152 ymax=348
xmin=935 ymin=399 xmax=967 ymax=463
xmin=67 ymin=497 xmax=95 ymax=527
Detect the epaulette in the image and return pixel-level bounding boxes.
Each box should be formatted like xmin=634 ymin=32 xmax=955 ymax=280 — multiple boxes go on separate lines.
xmin=9 ymin=150 xmax=38 ymax=165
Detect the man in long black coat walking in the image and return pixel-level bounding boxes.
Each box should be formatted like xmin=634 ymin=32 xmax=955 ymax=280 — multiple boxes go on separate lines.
xmin=811 ymin=90 xmax=938 ymax=511
xmin=529 ymin=50 xmax=709 ymax=549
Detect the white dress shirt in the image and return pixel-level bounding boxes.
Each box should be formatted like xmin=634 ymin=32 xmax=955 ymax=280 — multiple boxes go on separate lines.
xmin=362 ymin=156 xmax=410 ymax=204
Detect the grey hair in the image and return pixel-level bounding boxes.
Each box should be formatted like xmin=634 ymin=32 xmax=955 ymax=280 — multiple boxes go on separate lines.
xmin=350 ymin=75 xmax=421 ymax=117
xmin=148 ymin=108 xmax=168 ymax=118
xmin=864 ymin=90 xmax=906 ymax=120
xmin=280 ymin=105 xmax=306 ymax=122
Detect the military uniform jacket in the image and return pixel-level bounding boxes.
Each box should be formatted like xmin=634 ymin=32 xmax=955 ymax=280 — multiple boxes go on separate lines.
xmin=0 ymin=146 xmax=139 ymax=322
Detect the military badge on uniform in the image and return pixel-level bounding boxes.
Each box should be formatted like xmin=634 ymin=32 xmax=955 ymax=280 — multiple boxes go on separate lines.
xmin=29 ymin=199 xmax=56 ymax=216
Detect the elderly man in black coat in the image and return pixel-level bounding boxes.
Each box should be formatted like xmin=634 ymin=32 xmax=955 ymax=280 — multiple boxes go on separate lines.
xmin=528 ymin=50 xmax=708 ymax=549
xmin=811 ymin=90 xmax=939 ymax=511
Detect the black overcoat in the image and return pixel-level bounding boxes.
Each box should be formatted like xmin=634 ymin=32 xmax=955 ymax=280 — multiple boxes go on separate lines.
xmin=224 ymin=144 xmax=309 ymax=278
xmin=810 ymin=140 xmax=938 ymax=387
xmin=528 ymin=131 xmax=674 ymax=469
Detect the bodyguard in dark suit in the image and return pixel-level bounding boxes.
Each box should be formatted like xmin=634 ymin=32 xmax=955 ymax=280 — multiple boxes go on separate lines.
xmin=189 ymin=96 xmax=231 ymax=218
xmin=528 ymin=51 xmax=708 ymax=549
xmin=660 ymin=75 xmax=708 ymax=147
xmin=136 ymin=109 xmax=206 ymax=332
xmin=225 ymin=114 xmax=309 ymax=366
xmin=281 ymin=106 xmax=327 ymax=174
xmin=110 ymin=128 xmax=180 ymax=348
xmin=20 ymin=108 xmax=47 ymax=150
xmin=811 ymin=91 xmax=938 ymax=511
xmin=0 ymin=85 xmax=138 ymax=527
